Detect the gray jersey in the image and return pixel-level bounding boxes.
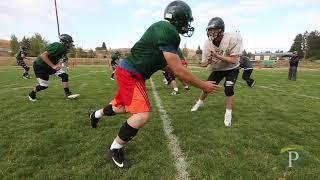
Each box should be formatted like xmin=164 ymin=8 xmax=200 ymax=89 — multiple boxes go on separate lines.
xmin=202 ymin=32 xmax=243 ymax=71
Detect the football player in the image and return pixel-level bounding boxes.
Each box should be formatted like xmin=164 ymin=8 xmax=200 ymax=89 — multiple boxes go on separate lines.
xmin=16 ymin=46 xmax=31 ymax=79
xmin=191 ymin=17 xmax=243 ymax=127
xmin=240 ymin=55 xmax=255 ymax=87
xmin=89 ymin=0 xmax=219 ymax=168
xmin=109 ymin=51 xmax=120 ymax=80
xmin=163 ymin=48 xmax=190 ymax=95
xmin=27 ymin=34 xmax=79 ymax=101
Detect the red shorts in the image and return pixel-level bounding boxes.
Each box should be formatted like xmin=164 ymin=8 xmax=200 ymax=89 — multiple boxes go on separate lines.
xmin=111 ymin=66 xmax=151 ymax=113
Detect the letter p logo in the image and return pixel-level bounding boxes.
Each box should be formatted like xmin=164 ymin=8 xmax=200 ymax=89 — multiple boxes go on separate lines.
xmin=280 ymin=146 xmax=303 ymax=168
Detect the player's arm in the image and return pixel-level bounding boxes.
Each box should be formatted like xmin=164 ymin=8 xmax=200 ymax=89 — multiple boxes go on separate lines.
xmin=21 ymin=53 xmax=31 ymax=61
xmin=41 ymin=51 xmax=60 ymax=70
xmin=163 ymin=51 xmax=219 ymax=93
xmin=213 ymin=51 xmax=240 ymax=64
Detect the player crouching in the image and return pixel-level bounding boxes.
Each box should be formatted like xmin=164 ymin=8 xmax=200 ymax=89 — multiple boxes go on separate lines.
xmin=27 ymin=34 xmax=79 ymax=101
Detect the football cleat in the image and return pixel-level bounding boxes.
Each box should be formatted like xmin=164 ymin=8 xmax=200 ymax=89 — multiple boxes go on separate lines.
xmin=66 ymin=94 xmax=80 ymax=100
xmin=171 ymin=90 xmax=180 ymax=95
xmin=88 ymin=110 xmax=100 ymax=128
xmin=105 ymin=147 xmax=130 ymax=168
xmin=28 ymin=92 xmax=37 ymax=102
xmin=191 ymin=101 xmax=204 ymax=111
xmin=248 ymin=80 xmax=255 ymax=88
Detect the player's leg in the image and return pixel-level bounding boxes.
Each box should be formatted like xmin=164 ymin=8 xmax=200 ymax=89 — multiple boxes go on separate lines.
xmin=288 ymin=66 xmax=293 ymax=80
xmin=107 ymin=112 xmax=150 ymax=168
xmin=242 ymin=68 xmax=255 ymax=87
xmin=292 ymin=66 xmax=297 ymax=81
xmin=95 ymin=66 xmax=151 ymax=168
xmin=223 ymin=68 xmax=239 ymax=127
xmin=28 ymin=64 xmax=49 ymax=101
xmin=191 ymin=71 xmax=224 ymax=111
xmin=110 ymin=66 xmax=116 ymax=80
xmin=168 ymin=74 xmax=179 ymax=95
xmin=20 ymin=61 xmax=30 ymax=79
xmin=54 ymin=69 xmax=79 ymax=99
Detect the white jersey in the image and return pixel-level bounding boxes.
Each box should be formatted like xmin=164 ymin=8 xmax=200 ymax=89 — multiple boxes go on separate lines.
xmin=202 ymin=32 xmax=243 ymax=71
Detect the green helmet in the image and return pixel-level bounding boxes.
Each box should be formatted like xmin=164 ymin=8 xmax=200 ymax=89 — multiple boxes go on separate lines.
xmin=164 ymin=0 xmax=194 ymax=37
xmin=20 ymin=46 xmax=27 ymax=53
xmin=206 ymin=17 xmax=225 ymax=41
xmin=111 ymin=51 xmax=120 ymax=60
xmin=115 ymin=50 xmax=121 ymax=56
xmin=59 ymin=34 xmax=74 ymax=48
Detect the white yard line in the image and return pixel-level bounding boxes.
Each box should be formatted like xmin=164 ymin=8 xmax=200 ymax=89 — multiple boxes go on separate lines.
xmin=150 ymin=78 xmax=189 ymax=180
xmin=257 ymin=84 xmax=319 ymax=100
xmin=1 ymin=83 xmax=18 ymax=88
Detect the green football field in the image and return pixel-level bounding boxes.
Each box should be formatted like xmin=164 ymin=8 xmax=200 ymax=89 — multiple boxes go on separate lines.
xmin=0 ymin=66 xmax=319 ymax=179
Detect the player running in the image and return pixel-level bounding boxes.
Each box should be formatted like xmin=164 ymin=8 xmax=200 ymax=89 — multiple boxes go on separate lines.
xmin=27 ymin=34 xmax=79 ymax=101
xmin=89 ymin=0 xmax=219 ymax=168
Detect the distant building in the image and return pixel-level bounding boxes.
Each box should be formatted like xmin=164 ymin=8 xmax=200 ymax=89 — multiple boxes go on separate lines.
xmin=254 ymin=52 xmax=292 ymax=61
xmin=0 ymin=47 xmax=11 ymax=56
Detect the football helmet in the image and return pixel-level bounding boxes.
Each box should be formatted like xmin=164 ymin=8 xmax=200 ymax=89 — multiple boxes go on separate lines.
xmin=164 ymin=0 xmax=194 ymax=37
xmin=59 ymin=34 xmax=74 ymax=48
xmin=20 ymin=46 xmax=27 ymax=53
xmin=206 ymin=17 xmax=225 ymax=41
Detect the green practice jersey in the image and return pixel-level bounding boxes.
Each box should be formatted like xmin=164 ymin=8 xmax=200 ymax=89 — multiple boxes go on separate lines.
xmin=126 ymin=21 xmax=180 ymax=79
xmin=34 ymin=42 xmax=68 ymax=69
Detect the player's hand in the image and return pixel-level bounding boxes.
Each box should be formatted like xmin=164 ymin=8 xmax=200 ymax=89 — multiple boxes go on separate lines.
xmin=210 ymin=49 xmax=218 ymax=58
xmin=52 ymin=65 xmax=61 ymax=70
xmin=202 ymin=81 xmax=220 ymax=93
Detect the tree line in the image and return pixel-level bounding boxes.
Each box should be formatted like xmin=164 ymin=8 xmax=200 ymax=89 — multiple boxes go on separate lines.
xmin=290 ymin=30 xmax=320 ymax=60
xmin=11 ymin=31 xmax=320 ymax=60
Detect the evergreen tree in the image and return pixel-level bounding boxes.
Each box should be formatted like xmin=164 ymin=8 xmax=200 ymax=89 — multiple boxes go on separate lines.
xmin=102 ymin=42 xmax=107 ymax=49
xmin=10 ymin=34 xmax=19 ymax=56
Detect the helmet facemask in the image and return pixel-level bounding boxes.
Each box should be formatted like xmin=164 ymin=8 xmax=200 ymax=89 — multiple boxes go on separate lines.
xmin=207 ymin=28 xmax=223 ymax=41
xmin=180 ymin=19 xmax=195 ymax=37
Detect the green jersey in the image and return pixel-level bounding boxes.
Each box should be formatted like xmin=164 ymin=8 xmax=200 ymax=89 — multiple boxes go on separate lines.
xmin=34 ymin=42 xmax=68 ymax=69
xmin=126 ymin=21 xmax=180 ymax=79
xmin=15 ymin=51 xmax=27 ymax=61
xmin=177 ymin=48 xmax=184 ymax=60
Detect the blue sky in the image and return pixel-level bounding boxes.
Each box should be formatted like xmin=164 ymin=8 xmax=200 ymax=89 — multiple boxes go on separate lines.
xmin=1 ymin=0 xmax=319 ymax=53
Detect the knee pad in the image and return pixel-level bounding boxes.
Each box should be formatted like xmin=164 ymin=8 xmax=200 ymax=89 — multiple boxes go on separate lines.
xmin=103 ymin=104 xmax=116 ymax=116
xmin=118 ymin=121 xmax=138 ymax=142
xmin=224 ymin=81 xmax=235 ymax=96
xmin=58 ymin=73 xmax=69 ymax=82
xmin=36 ymin=85 xmax=48 ymax=92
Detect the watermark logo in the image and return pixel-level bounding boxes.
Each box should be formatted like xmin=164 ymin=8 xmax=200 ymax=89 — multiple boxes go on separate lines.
xmin=280 ymin=145 xmax=303 ymax=168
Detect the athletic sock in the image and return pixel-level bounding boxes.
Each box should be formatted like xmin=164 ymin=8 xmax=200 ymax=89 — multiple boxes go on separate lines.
xmin=197 ymin=99 xmax=204 ymax=104
xmin=225 ymin=109 xmax=232 ymax=115
xmin=110 ymin=139 xmax=123 ymax=150
xmin=94 ymin=109 xmax=103 ymax=118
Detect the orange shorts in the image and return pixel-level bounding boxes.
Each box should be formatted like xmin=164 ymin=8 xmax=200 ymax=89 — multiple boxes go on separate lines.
xmin=111 ymin=66 xmax=151 ymax=114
